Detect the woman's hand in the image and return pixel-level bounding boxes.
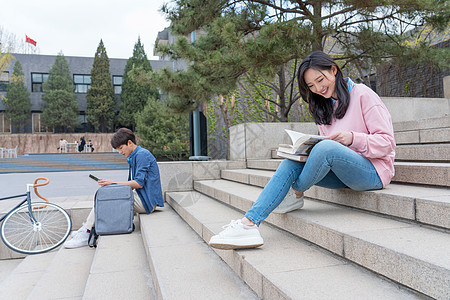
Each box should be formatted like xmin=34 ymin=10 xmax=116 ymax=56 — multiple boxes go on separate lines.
xmin=329 ymin=131 xmax=353 ymax=146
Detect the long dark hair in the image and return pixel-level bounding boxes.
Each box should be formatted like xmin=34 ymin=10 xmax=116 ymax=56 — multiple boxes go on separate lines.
xmin=297 ymin=51 xmax=350 ymax=125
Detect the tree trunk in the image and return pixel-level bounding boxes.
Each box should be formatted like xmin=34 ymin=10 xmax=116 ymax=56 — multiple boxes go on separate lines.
xmin=312 ymin=2 xmax=323 ymax=52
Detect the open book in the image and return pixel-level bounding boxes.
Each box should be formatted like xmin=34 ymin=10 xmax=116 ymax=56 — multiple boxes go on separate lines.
xmin=276 ymin=129 xmax=328 ymax=162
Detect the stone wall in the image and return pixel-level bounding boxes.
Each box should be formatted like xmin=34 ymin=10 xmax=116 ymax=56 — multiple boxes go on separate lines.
xmin=229 ymin=97 xmax=450 ymax=160
xmin=0 ymin=133 xmax=115 ymax=156
xmin=229 ymin=122 xmax=318 ymax=160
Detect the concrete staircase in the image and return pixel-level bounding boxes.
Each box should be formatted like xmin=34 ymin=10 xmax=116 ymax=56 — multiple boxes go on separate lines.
xmin=0 ymin=116 xmax=448 ymax=299
xmin=159 ymin=116 xmax=449 ymax=299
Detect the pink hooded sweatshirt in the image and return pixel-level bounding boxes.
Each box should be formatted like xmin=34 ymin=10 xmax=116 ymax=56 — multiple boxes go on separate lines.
xmin=318 ymin=83 xmax=396 ymax=187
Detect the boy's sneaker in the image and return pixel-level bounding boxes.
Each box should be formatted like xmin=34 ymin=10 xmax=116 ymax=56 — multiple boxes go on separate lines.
xmin=71 ymin=223 xmax=88 ymax=238
xmin=64 ymin=227 xmax=90 ymax=249
xmin=209 ymin=219 xmax=264 ymax=250
xmin=273 ymin=189 xmax=304 ymax=213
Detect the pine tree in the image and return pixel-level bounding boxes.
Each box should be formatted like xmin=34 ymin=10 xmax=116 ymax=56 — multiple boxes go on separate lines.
xmin=2 ymin=60 xmax=31 ymax=133
xmin=87 ymin=39 xmax=116 ymax=132
xmin=155 ymin=0 xmax=449 ymax=119
xmin=136 ymin=97 xmax=189 ymax=160
xmin=41 ymin=52 xmax=79 ymax=132
xmin=118 ymin=37 xmax=159 ymax=130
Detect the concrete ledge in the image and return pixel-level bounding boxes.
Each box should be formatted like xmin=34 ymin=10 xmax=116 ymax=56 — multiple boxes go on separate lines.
xmin=83 ymin=233 xmax=155 ymax=299
xmin=28 ymin=246 xmax=95 ymax=299
xmin=393 ymin=162 xmax=450 ymax=187
xmin=396 ymin=144 xmax=450 ymax=161
xmin=192 ymin=180 xmax=450 ymax=299
xmin=0 ymin=250 xmax=57 ymax=298
xmin=158 ymin=160 xmax=247 ymax=197
xmin=382 ymin=97 xmax=450 ymax=123
xmin=393 ymin=115 xmax=450 ymax=132
xmin=229 ymin=122 xmax=318 ymax=160
xmin=140 ymin=205 xmax=257 ymax=299
xmin=167 ymin=191 xmax=426 ymax=299
xmin=221 ymin=168 xmax=450 ymax=229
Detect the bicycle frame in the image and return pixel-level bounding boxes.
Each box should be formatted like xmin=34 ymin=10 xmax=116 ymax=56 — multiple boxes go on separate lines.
xmin=0 ymin=193 xmax=28 ymax=223
xmin=0 ymin=177 xmax=49 ymax=223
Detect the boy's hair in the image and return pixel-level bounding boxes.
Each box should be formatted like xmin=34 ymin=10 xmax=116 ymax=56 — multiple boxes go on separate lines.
xmin=111 ymin=128 xmax=136 ymax=149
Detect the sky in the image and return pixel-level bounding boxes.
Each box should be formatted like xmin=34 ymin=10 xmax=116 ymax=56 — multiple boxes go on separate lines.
xmin=0 ymin=0 xmax=171 ymax=60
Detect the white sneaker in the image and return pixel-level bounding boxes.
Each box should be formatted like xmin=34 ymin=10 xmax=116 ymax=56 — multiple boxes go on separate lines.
xmin=71 ymin=224 xmax=89 ymax=238
xmin=64 ymin=227 xmax=90 ymax=249
xmin=209 ymin=219 xmax=264 ymax=250
xmin=273 ymin=189 xmax=304 ymax=213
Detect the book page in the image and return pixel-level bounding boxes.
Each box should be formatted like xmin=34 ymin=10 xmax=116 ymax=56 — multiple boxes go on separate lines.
xmin=284 ymin=129 xmax=308 ymax=145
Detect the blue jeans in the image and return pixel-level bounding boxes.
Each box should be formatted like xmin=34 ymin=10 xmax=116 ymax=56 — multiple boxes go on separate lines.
xmin=245 ymin=140 xmax=383 ymax=226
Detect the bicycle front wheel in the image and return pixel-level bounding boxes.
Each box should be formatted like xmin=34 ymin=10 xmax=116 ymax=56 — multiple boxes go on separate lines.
xmin=1 ymin=202 xmax=72 ymax=254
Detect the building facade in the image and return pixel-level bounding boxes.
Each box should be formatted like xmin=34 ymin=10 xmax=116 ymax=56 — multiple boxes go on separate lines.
xmin=0 ymin=53 xmax=172 ymax=133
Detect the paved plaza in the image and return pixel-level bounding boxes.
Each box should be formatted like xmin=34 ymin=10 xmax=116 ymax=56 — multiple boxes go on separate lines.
xmin=1 ymin=170 xmax=128 ymax=200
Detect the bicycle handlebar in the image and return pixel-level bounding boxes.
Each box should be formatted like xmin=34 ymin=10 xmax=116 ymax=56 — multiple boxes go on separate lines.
xmin=33 ymin=177 xmax=49 ymax=203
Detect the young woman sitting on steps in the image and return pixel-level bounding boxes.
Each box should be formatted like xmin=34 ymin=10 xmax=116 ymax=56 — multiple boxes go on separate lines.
xmin=209 ymin=51 xmax=396 ymax=250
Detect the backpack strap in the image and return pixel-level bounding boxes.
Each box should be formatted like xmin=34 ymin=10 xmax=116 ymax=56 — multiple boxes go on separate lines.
xmin=88 ymin=226 xmax=99 ymax=248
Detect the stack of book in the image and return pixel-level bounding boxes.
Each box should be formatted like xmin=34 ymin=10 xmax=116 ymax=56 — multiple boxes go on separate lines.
xmin=276 ymin=129 xmax=328 ymax=162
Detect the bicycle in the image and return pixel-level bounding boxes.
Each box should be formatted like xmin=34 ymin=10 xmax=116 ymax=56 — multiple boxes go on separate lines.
xmin=0 ymin=177 xmax=72 ymax=254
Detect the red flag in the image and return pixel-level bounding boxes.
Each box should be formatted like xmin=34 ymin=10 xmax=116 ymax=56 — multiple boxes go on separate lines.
xmin=26 ymin=35 xmax=37 ymax=46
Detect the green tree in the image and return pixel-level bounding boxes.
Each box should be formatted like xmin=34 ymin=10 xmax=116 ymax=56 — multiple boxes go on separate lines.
xmin=0 ymin=51 xmax=13 ymax=74
xmin=136 ymin=97 xmax=189 ymax=160
xmin=2 ymin=60 xmax=31 ymax=133
xmin=41 ymin=53 xmax=79 ymax=132
xmin=87 ymin=39 xmax=115 ymax=132
xmin=154 ymin=0 xmax=449 ymax=119
xmin=118 ymin=37 xmax=159 ymax=130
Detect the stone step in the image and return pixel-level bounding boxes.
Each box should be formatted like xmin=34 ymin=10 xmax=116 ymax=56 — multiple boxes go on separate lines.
xmin=27 ymin=246 xmax=95 ymax=299
xmin=393 ymin=161 xmax=449 ymax=187
xmin=166 ymin=191 xmax=425 ymax=299
xmin=395 ymin=144 xmax=450 ymax=162
xmin=0 ymin=250 xmax=57 ymax=299
xmin=0 ymin=258 xmax=22 ymax=282
xmin=250 ymin=158 xmax=449 ymax=187
xmin=0 ymin=242 xmax=27 ymax=260
xmin=140 ymin=205 xmax=258 ymax=299
xmin=194 ymin=179 xmax=450 ymax=299
xmin=393 ymin=115 xmax=450 ymax=145
xmin=83 ymin=232 xmax=156 ymax=299
xmin=221 ymin=168 xmax=450 ymax=229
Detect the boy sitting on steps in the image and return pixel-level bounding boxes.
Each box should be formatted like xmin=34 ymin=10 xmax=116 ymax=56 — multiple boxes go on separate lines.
xmin=64 ymin=128 xmax=164 ymax=248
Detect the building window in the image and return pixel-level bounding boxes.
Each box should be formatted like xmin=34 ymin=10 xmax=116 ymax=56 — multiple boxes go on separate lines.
xmin=74 ymin=74 xmax=91 ymax=94
xmin=31 ymin=73 xmax=49 ymax=92
xmin=32 ymin=113 xmax=52 ymax=133
xmin=0 ymin=113 xmax=11 ymax=133
xmin=113 ymin=75 xmax=123 ymax=94
xmin=0 ymin=72 xmax=9 ymax=92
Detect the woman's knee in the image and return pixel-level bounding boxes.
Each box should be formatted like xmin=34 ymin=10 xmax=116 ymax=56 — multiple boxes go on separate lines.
xmin=273 ymin=159 xmax=303 ymax=181
xmin=309 ymin=140 xmax=343 ymax=157
xmin=279 ymin=158 xmax=300 ymax=169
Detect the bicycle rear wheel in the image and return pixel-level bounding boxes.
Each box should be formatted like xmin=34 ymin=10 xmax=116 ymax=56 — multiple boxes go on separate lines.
xmin=1 ymin=202 xmax=72 ymax=254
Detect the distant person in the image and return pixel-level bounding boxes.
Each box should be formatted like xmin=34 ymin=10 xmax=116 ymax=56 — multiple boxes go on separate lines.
xmin=88 ymin=139 xmax=94 ymax=152
xmin=78 ymin=136 xmax=86 ymax=152
xmin=57 ymin=139 xmax=68 ymax=152
xmin=209 ymin=51 xmax=396 ymax=250
xmin=65 ymin=128 xmax=164 ymax=248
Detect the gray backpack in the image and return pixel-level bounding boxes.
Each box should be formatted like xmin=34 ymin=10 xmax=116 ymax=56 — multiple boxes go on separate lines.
xmin=89 ymin=184 xmax=134 ymax=247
